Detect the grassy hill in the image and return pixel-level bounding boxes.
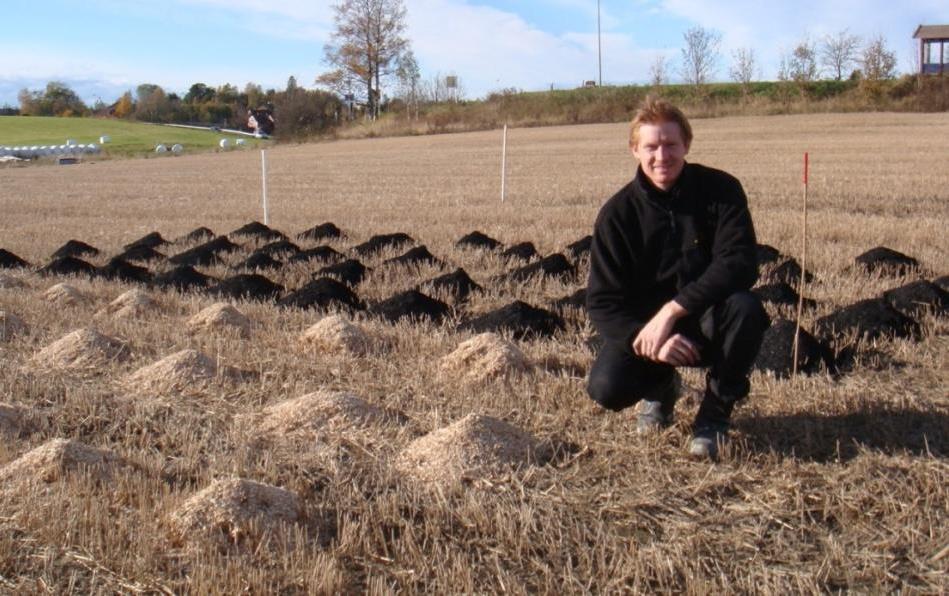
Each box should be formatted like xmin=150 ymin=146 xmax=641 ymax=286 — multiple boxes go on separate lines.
xmin=0 ymin=116 xmax=270 ymax=158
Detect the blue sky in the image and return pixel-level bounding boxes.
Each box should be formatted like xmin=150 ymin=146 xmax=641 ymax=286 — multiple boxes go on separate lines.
xmin=2 ymin=0 xmax=946 ymax=107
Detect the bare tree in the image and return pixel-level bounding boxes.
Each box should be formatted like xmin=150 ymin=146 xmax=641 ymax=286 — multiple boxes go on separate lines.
xmin=317 ymin=0 xmax=410 ymax=120
xmin=788 ymin=37 xmax=819 ymax=83
xmin=861 ymin=34 xmax=898 ymax=81
xmin=649 ymin=54 xmax=669 ymax=87
xmin=729 ymin=47 xmax=757 ymax=92
xmin=395 ymin=49 xmax=422 ymax=120
xmin=820 ymin=29 xmax=861 ymax=81
xmin=679 ymin=26 xmax=722 ymax=87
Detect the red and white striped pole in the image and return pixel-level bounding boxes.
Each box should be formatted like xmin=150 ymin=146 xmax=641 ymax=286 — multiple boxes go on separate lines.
xmin=792 ymin=152 xmax=809 ymax=376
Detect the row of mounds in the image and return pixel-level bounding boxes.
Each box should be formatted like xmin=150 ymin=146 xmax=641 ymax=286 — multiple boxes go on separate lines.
xmin=456 ymin=230 xmax=592 ymax=261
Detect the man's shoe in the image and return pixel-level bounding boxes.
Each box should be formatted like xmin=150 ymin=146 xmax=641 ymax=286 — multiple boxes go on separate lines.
xmin=636 ymin=372 xmax=681 ymax=435
xmin=689 ymin=426 xmax=728 ymax=459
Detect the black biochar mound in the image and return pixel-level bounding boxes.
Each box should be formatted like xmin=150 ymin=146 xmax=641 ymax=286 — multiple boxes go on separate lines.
xmin=370 ymin=290 xmax=450 ymax=324
xmin=0 ymin=248 xmax=29 ymax=269
xmin=765 ymin=258 xmax=814 ymax=285
xmin=933 ymin=275 xmax=949 ymax=292
xmin=239 ymin=251 xmax=283 ymax=271
xmin=855 ymin=246 xmax=920 ymax=276
xmin=753 ymin=319 xmax=832 ymax=378
xmin=352 ymin=233 xmax=414 ymax=256
xmin=124 ymin=232 xmax=167 ymax=250
xmin=257 ymin=240 xmax=300 ymax=257
xmin=277 ymin=277 xmax=364 ymax=312
xmin=566 ymin=236 xmax=592 ymax=260
xmin=553 ymin=287 xmax=587 ymax=311
xmin=298 ymin=222 xmax=343 ymax=241
xmin=882 ymin=280 xmax=948 ymax=317
xmin=506 ymin=253 xmax=575 ymax=282
xmin=500 ymin=242 xmax=538 ymax=262
xmin=318 ymin=259 xmax=368 ymax=286
xmin=115 ymin=244 xmax=165 ymax=263
xmin=208 ymin=274 xmax=284 ymax=302
xmin=38 ymin=256 xmax=98 ymax=278
xmin=756 ymin=244 xmax=783 ymax=266
xmin=51 ymin=239 xmax=99 ymax=260
xmin=460 ymin=300 xmax=565 ymax=340
xmin=176 ymin=227 xmax=215 ymax=244
xmin=97 ymin=258 xmax=153 ymax=284
xmin=383 ymin=245 xmax=443 ymax=267
xmin=152 ymin=265 xmax=214 ymax=292
xmin=289 ymin=246 xmax=343 ymax=265
xmin=230 ymin=221 xmax=287 ymax=241
xmin=456 ymin=231 xmax=502 ymax=250
xmin=753 ymin=282 xmax=816 ymax=309
xmin=815 ymin=298 xmax=920 ymax=343
xmin=170 ymin=236 xmax=240 ymax=267
xmin=420 ymin=268 xmax=482 ymax=302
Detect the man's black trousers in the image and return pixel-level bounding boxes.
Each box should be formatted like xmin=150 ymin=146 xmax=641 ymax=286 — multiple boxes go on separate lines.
xmin=586 ymin=291 xmax=770 ymax=422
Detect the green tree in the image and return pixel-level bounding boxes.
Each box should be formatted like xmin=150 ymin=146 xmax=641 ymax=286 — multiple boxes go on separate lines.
xmin=184 ymin=83 xmax=215 ymax=104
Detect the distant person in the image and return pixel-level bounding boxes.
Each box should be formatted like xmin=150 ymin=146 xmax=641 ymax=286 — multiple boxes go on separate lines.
xmin=247 ymin=107 xmax=275 ymax=137
xmin=586 ymin=96 xmax=769 ymax=459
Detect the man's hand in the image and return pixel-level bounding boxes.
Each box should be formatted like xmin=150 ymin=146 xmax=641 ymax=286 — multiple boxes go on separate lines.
xmin=655 ymin=333 xmax=701 ymax=366
xmin=632 ymin=300 xmax=689 ymax=362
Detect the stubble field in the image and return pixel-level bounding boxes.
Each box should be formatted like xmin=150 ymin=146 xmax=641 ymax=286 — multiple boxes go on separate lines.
xmin=0 ymin=112 xmax=946 ymax=593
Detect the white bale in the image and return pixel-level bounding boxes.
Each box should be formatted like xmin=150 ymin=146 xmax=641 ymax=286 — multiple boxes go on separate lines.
xmin=155 ymin=144 xmax=168 ymax=153
xmin=171 ymin=143 xmax=184 ymax=155
xmin=65 ymin=138 xmax=77 ymax=146
xmin=218 ymin=138 xmax=230 ymax=149
xmin=235 ymin=138 xmax=247 ymax=146
xmin=84 ymin=144 xmax=99 ymax=154
xmin=57 ymin=145 xmax=68 ymax=154
xmin=99 ymin=135 xmax=110 ymax=144
xmin=0 ymin=147 xmax=8 ymax=157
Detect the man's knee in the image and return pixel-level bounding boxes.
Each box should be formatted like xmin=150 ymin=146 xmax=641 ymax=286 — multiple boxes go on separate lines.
xmin=586 ymin=370 xmax=633 ymax=412
xmin=724 ymin=291 xmax=770 ymax=331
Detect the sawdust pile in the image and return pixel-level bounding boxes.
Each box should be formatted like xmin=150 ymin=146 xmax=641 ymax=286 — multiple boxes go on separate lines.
xmin=98 ymin=289 xmax=158 ymax=320
xmin=0 ymin=310 xmax=28 ymax=341
xmin=0 ymin=403 xmax=32 ymax=438
xmin=187 ymin=302 xmax=251 ymax=337
xmin=170 ymin=478 xmax=303 ymax=551
xmin=300 ymin=315 xmax=370 ymax=355
xmin=439 ymin=333 xmax=532 ymax=382
xmin=396 ymin=413 xmax=545 ymax=489
xmin=126 ymin=349 xmax=244 ymax=392
xmin=249 ymin=391 xmax=404 ymax=440
xmin=0 ymin=273 xmax=27 ymax=289
xmin=0 ymin=438 xmax=130 ymax=490
xmin=43 ymin=283 xmax=87 ymax=306
xmin=30 ymin=328 xmax=129 ymax=372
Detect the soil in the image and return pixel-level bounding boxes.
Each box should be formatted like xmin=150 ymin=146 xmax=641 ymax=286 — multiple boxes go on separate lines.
xmin=370 ymin=290 xmax=450 ymax=324
xmin=124 ymin=232 xmax=168 ymax=250
xmin=565 ymin=236 xmax=592 ymax=260
xmin=352 ymin=233 xmax=414 ymax=256
xmin=38 ymin=256 xmax=98 ymax=278
xmin=289 ymin=246 xmax=344 ymax=265
xmin=0 ymin=248 xmax=30 ymax=269
xmin=383 ymin=245 xmax=443 ymax=267
xmin=420 ymin=268 xmax=482 ymax=302
xmin=505 ymin=253 xmax=574 ymax=282
xmin=317 ymin=259 xmax=368 ymax=286
xmin=152 ymin=265 xmax=215 ymax=292
xmin=208 ymin=274 xmax=284 ymax=302
xmin=934 ymin=275 xmax=949 ymax=291
xmin=765 ymin=258 xmax=814 ymax=285
xmin=855 ymin=246 xmax=921 ymax=276
xmin=753 ymin=319 xmax=833 ymax=378
xmin=815 ymin=298 xmax=921 ymax=343
xmin=500 ymin=242 xmax=538 ymax=262
xmin=460 ymin=300 xmax=565 ymax=339
xmin=756 ymin=243 xmax=783 ymax=266
xmin=230 ymin=221 xmax=287 ymax=242
xmin=115 ymin=245 xmax=166 ymax=263
xmin=456 ymin=231 xmax=502 ymax=250
xmin=278 ymin=277 xmax=364 ymax=312
xmin=97 ymin=258 xmax=153 ymax=284
xmin=175 ymin=227 xmax=215 ymax=244
xmin=257 ymin=240 xmax=300 ymax=257
xmin=239 ymin=251 xmax=283 ymax=271
xmin=753 ymin=282 xmax=816 ymax=308
xmin=882 ymin=280 xmax=948 ymax=317
xmin=552 ymin=287 xmax=587 ymax=311
xmin=170 ymin=236 xmax=241 ymax=267
xmin=51 ymin=239 xmax=99 ymax=260
xmin=297 ymin=222 xmax=343 ymax=241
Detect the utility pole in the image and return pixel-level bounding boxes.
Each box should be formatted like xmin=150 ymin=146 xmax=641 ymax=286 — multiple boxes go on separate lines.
xmin=597 ymin=0 xmax=603 ymax=86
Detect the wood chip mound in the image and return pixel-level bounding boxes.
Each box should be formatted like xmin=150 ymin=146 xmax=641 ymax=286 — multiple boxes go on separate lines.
xmin=170 ymin=478 xmax=303 ymax=551
xmin=0 ymin=273 xmax=27 ymax=289
xmin=300 ymin=315 xmax=370 ymax=355
xmin=187 ymin=302 xmax=251 ymax=336
xmin=249 ymin=390 xmax=404 ymax=441
xmin=98 ymin=288 xmax=158 ymax=319
xmin=439 ymin=333 xmax=531 ymax=382
xmin=0 ymin=438 xmax=129 ymax=489
xmin=43 ymin=282 xmax=87 ymax=306
xmin=126 ymin=349 xmax=245 ymax=391
xmin=0 ymin=403 xmax=32 ymax=437
xmin=396 ymin=413 xmax=545 ymax=489
xmin=0 ymin=310 xmax=28 ymax=341
xmin=30 ymin=328 xmax=129 ymax=372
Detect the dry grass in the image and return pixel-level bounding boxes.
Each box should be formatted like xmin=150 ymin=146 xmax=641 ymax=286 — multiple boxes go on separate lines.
xmin=0 ymin=112 xmax=945 ymax=593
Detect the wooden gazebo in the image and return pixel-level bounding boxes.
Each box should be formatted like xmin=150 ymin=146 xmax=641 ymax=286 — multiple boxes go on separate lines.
xmin=914 ymin=25 xmax=949 ymax=75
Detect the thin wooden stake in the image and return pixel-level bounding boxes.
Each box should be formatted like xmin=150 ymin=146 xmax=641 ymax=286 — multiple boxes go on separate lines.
xmin=792 ymin=152 xmax=809 ymax=376
xmin=500 ymin=124 xmax=508 ymax=202
xmin=261 ymin=149 xmax=269 ymax=225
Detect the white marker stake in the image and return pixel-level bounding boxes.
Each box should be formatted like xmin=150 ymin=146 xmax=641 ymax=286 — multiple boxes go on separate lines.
xmin=261 ymin=149 xmax=269 ymax=226
xmin=500 ymin=124 xmax=508 ymax=203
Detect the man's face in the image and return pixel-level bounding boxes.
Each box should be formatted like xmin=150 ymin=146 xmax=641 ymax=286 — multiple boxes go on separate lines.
xmin=631 ymin=121 xmax=690 ymax=191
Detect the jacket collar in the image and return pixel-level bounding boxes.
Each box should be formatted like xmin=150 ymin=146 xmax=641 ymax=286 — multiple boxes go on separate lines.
xmin=633 ymin=162 xmax=693 ymax=203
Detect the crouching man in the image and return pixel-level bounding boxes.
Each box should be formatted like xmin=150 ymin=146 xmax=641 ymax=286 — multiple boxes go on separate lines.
xmin=586 ymin=96 xmax=770 ymax=459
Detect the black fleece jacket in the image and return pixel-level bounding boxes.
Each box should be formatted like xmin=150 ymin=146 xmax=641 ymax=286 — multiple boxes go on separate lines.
xmin=586 ymin=162 xmax=758 ymax=353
